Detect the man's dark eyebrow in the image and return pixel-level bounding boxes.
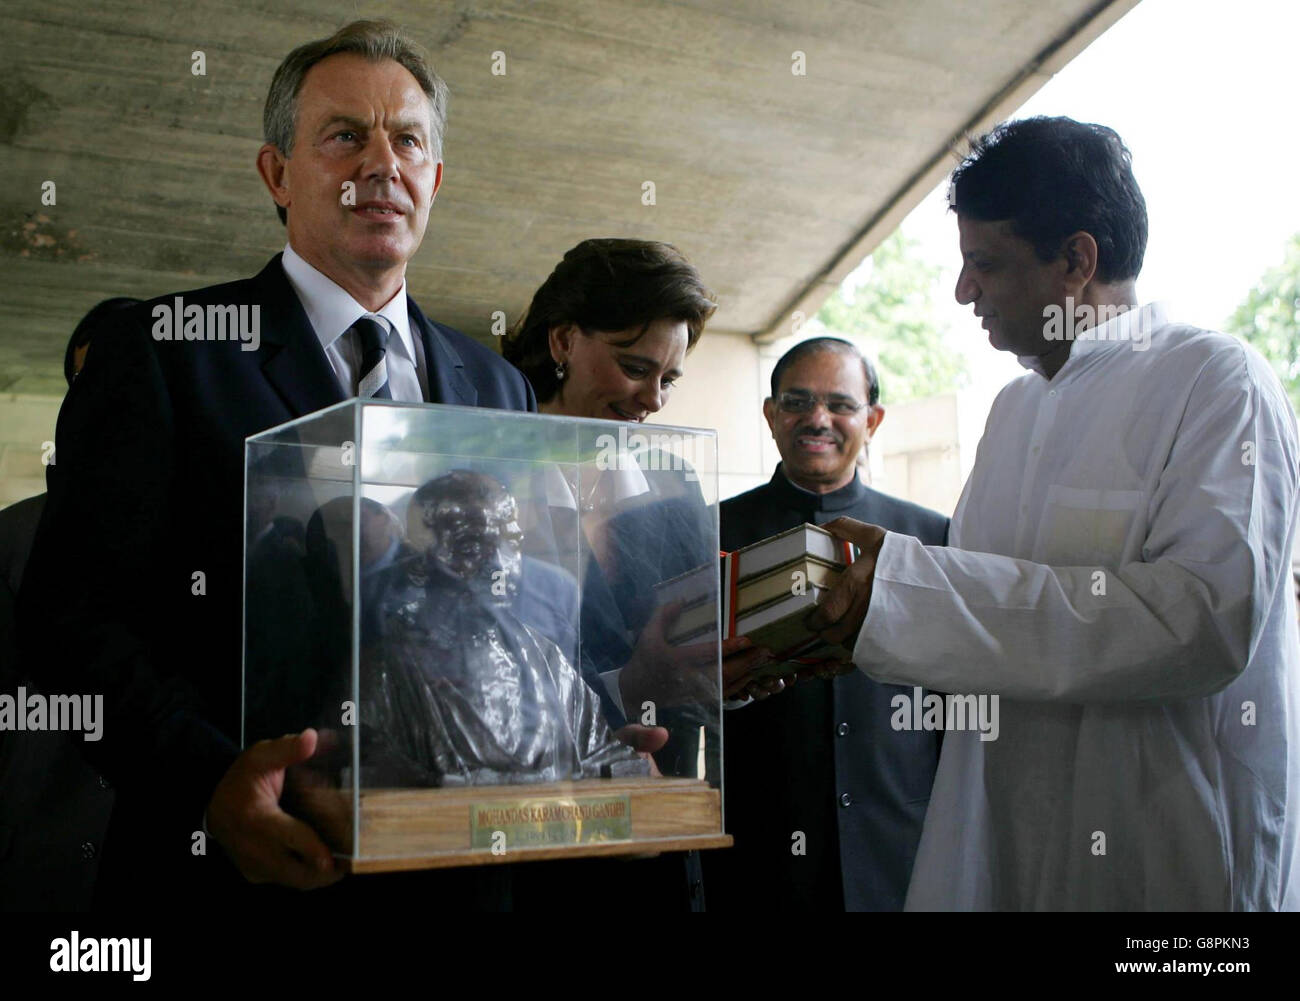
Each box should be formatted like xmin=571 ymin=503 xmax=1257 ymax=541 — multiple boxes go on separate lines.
xmin=315 ymin=115 xmax=368 ymax=135
xmin=618 ymin=352 xmax=683 ymax=379
xmin=314 ymin=115 xmax=429 ymax=138
xmin=782 ymin=387 xmax=858 ymax=400
xmin=387 ymin=118 xmax=430 ymax=137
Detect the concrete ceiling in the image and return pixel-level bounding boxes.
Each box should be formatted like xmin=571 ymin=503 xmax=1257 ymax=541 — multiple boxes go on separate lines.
xmin=0 ymin=0 xmax=1138 ymax=396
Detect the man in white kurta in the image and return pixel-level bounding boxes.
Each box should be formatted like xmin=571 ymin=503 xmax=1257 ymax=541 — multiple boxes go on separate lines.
xmin=854 ymin=303 xmax=1300 ymax=910
xmin=813 ymin=117 xmax=1300 ymax=910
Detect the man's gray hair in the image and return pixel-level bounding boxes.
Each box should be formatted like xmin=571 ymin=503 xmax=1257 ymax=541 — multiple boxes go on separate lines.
xmin=262 ymin=19 xmax=449 ymax=224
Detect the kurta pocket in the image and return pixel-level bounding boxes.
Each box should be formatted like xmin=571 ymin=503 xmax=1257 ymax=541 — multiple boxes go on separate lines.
xmin=1033 ymin=485 xmax=1146 ymax=566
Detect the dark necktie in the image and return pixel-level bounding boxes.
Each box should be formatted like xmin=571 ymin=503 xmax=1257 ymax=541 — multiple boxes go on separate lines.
xmin=352 ymin=316 xmax=392 ymax=399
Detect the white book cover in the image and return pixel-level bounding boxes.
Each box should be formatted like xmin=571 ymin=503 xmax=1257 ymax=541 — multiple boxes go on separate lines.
xmin=730 ymin=523 xmax=853 ymax=582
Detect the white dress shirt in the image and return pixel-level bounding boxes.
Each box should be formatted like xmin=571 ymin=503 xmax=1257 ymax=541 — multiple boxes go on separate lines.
xmin=854 ymin=303 xmax=1300 ymax=910
xmin=280 ymin=243 xmax=427 ymax=402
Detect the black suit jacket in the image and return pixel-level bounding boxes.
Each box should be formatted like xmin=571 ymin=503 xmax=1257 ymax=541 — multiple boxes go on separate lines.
xmin=0 ymin=495 xmax=115 ymax=911
xmin=16 ymin=255 xmax=534 ymax=909
xmin=707 ymin=465 xmax=949 ymax=912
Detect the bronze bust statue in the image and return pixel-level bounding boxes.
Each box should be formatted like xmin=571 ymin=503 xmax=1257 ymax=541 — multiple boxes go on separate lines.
xmin=361 ymin=470 xmax=648 ymax=787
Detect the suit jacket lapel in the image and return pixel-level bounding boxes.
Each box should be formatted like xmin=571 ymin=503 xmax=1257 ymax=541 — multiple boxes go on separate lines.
xmin=254 ymin=254 xmax=348 ymax=417
xmin=410 ymin=298 xmax=477 ymax=406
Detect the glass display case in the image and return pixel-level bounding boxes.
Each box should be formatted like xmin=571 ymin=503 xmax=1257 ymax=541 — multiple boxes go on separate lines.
xmin=243 ymin=400 xmax=728 ymax=871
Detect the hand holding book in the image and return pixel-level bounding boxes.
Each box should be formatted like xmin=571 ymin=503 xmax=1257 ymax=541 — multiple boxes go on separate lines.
xmin=805 ymin=517 xmax=887 ymax=648
xmin=717 ymin=519 xmax=886 ymax=684
xmin=718 ymin=523 xmax=854 ymax=680
xmin=645 ymin=519 xmax=886 ymax=704
xmin=621 ymin=600 xmax=779 ymax=703
xmin=720 ymin=635 xmax=782 ymax=699
xmin=619 ymin=599 xmax=732 ymax=713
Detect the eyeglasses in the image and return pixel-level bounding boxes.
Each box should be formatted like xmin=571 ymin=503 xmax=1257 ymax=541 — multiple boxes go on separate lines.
xmin=776 ymin=391 xmax=866 ymax=416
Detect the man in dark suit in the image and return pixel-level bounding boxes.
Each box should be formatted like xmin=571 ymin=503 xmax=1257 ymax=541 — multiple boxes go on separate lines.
xmin=0 ymin=298 xmax=136 ymax=911
xmin=17 ymin=20 xmax=534 ymax=909
xmin=705 ymin=337 xmax=948 ymax=911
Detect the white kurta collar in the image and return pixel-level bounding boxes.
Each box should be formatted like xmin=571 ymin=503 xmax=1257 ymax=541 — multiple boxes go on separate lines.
xmin=1066 ymin=301 xmax=1167 ymax=358
xmin=1017 ymin=301 xmax=1169 ymax=379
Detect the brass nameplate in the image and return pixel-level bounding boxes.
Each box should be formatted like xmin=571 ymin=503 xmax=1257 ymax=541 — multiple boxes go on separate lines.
xmin=469 ymin=794 xmax=632 ymax=848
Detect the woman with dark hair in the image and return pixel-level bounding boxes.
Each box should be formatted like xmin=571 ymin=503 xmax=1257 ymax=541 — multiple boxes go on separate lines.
xmin=506 ymin=239 xmax=778 ymax=715
xmin=504 ymin=238 xmax=774 ymax=911
xmin=504 ymin=238 xmax=715 ymax=422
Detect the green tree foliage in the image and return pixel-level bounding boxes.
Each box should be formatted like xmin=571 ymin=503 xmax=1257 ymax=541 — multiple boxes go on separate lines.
xmin=1227 ymin=233 xmax=1300 ymax=415
xmin=815 ymin=229 xmax=968 ymax=403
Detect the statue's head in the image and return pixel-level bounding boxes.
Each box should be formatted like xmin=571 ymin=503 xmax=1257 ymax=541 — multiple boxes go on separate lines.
xmin=409 ymin=470 xmax=523 ymax=604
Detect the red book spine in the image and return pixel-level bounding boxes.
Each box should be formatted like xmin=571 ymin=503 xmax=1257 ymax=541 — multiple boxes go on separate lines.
xmin=723 ymin=550 xmax=740 ymax=639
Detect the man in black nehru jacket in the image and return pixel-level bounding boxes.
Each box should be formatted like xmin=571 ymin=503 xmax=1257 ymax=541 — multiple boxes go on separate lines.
xmin=706 ymin=337 xmax=948 ymax=911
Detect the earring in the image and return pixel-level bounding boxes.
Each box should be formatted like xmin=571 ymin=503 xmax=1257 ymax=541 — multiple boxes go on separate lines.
xmin=555 ymin=361 xmax=568 ymax=382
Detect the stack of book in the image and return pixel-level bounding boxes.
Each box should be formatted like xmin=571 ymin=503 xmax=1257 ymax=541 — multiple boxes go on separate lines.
xmin=655 ymin=524 xmax=855 ymax=678
xmin=654 ymin=561 xmax=721 ymax=642
xmin=722 ymin=524 xmax=854 ymax=675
